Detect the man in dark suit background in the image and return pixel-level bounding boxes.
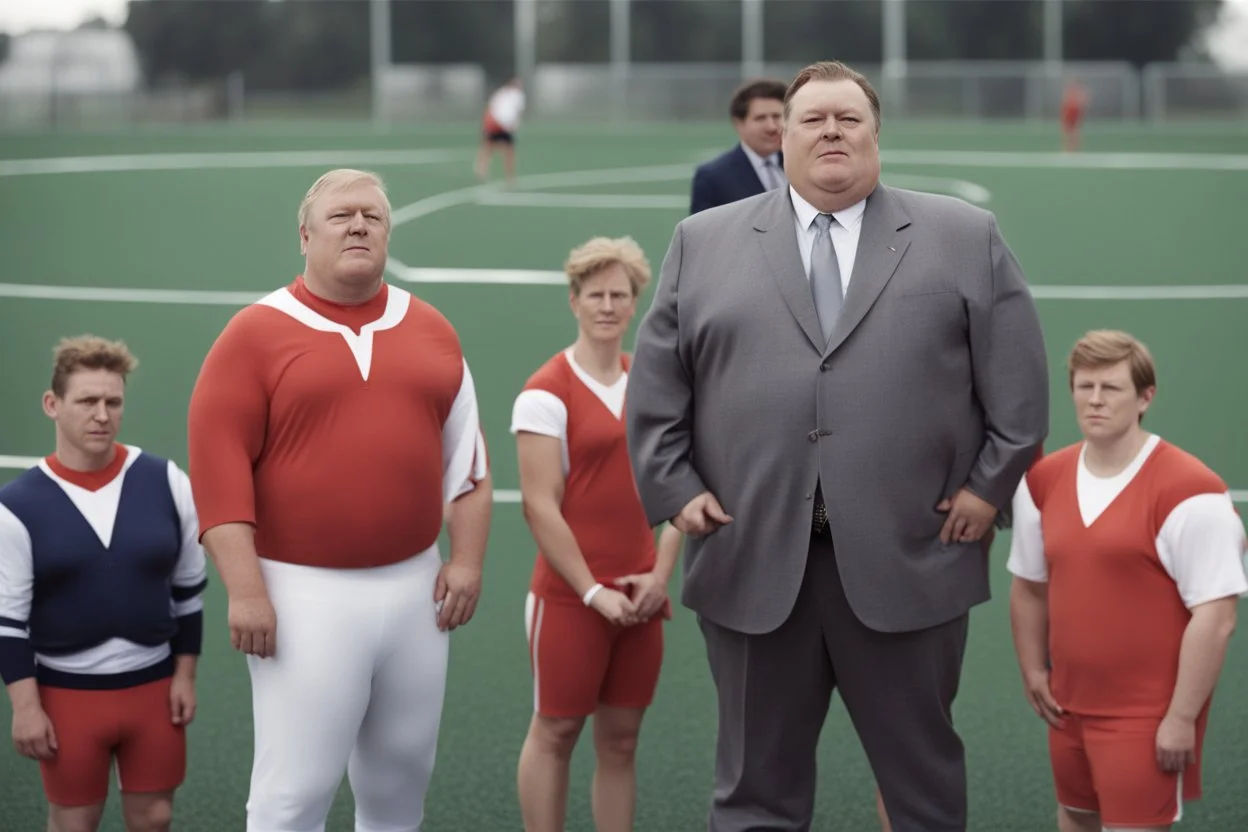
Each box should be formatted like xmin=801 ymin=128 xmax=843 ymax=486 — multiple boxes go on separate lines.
xmin=689 ymin=78 xmax=788 ymax=215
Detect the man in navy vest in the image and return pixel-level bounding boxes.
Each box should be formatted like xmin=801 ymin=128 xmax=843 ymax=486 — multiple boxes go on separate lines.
xmin=0 ymin=335 xmax=207 ymax=832
xmin=689 ymin=78 xmax=788 ymax=215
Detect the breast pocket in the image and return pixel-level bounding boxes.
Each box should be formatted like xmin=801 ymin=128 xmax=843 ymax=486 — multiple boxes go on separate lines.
xmin=888 ymin=288 xmax=968 ymax=349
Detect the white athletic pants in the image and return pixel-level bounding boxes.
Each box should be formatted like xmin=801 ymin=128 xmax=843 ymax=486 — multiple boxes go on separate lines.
xmin=244 ymin=548 xmax=449 ymax=832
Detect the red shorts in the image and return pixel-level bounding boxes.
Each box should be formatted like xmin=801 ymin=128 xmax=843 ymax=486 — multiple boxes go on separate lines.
xmin=38 ymin=676 xmax=186 ymax=806
xmin=525 ymin=592 xmax=664 ymax=718
xmin=1049 ymin=711 xmax=1207 ymax=826
xmin=1061 ymin=104 xmax=1084 ymax=131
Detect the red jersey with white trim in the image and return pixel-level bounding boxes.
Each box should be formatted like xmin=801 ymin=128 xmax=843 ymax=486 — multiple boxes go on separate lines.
xmin=1007 ymin=435 xmax=1247 ymax=717
xmin=188 ymin=277 xmax=487 ymax=570
xmin=511 ymin=349 xmax=656 ymax=604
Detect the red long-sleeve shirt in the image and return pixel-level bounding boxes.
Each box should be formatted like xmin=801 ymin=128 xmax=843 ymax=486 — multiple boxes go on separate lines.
xmin=187 ymin=277 xmax=487 ymax=569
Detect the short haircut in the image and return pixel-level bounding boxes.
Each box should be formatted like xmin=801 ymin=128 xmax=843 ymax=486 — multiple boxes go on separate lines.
xmin=50 ymin=335 xmax=138 ymax=397
xmin=730 ymin=78 xmax=788 ymax=121
xmin=564 ymin=236 xmax=652 ymax=297
xmin=784 ymin=60 xmax=882 ymax=130
xmin=1067 ymin=330 xmax=1157 ymax=393
xmin=298 ymin=168 xmax=391 ymax=228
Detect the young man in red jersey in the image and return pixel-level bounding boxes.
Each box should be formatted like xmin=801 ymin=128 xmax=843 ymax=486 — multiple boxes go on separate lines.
xmin=511 ymin=236 xmax=684 ymax=831
xmin=188 ymin=169 xmax=491 ymax=832
xmin=1008 ymin=330 xmax=1246 ymax=831
xmin=1 ymin=336 xmax=207 ymax=832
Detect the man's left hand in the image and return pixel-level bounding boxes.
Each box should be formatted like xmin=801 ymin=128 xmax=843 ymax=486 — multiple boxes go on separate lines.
xmin=435 ymin=562 xmax=482 ymax=632
xmin=1156 ymin=714 xmax=1197 ymax=773
xmin=170 ymin=674 xmax=197 ymax=727
xmin=937 ymin=488 xmax=998 ymax=545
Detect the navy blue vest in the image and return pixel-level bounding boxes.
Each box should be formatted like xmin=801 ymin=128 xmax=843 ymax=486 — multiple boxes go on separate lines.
xmin=0 ymin=452 xmax=182 ymax=657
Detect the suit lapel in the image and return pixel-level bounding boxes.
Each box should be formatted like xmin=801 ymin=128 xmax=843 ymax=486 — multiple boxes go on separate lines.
xmin=825 ymin=185 xmax=912 ymax=356
xmin=753 ymin=189 xmax=825 ymax=352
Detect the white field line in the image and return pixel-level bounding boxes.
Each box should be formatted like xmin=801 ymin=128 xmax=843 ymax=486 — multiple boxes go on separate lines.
xmin=0 ymin=455 xmax=1239 ymax=507
xmin=881 ymin=173 xmax=991 ymax=204
xmin=0 ymin=282 xmax=263 ymax=304
xmin=881 ymin=150 xmax=1248 ymax=171
xmin=476 ymin=192 xmax=689 ymax=209
xmin=383 ymin=161 xmax=993 ymax=280
xmin=0 ymin=149 xmax=469 ymax=177
xmin=1028 ymin=285 xmax=1248 ymax=300
xmin=2 ymin=278 xmax=1247 ymax=301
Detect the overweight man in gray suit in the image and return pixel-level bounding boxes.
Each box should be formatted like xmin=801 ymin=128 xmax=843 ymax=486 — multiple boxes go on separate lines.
xmin=625 ymin=61 xmax=1049 ymax=832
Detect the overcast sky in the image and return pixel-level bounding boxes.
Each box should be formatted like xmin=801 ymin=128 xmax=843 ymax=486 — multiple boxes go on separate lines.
xmin=1 ymin=0 xmax=1246 ymax=69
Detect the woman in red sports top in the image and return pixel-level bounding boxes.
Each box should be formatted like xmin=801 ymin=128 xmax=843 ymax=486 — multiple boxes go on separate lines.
xmin=511 ymin=235 xmax=683 ymax=831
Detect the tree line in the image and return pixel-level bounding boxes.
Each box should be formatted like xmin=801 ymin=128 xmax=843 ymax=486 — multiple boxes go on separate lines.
xmin=116 ymin=0 xmax=1223 ymax=91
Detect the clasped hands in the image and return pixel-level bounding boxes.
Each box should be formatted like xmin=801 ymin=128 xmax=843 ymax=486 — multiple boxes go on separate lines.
xmin=591 ymin=572 xmax=671 ymax=627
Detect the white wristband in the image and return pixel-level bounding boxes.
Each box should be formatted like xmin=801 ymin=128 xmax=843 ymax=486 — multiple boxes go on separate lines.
xmin=582 ymin=583 xmax=605 ymax=607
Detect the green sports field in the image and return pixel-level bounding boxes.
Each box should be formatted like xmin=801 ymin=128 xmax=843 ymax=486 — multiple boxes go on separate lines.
xmin=0 ymin=118 xmax=1246 ymax=831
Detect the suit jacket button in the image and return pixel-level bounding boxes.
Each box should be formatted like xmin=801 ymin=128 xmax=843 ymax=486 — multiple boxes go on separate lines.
xmin=807 ymin=430 xmax=818 ymax=442
xmin=819 ymin=362 xmax=828 ymax=371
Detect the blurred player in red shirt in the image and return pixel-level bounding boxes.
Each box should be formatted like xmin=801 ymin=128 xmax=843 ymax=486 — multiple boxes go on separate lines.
xmin=1061 ymin=80 xmax=1089 ymax=153
xmin=511 ymin=236 xmax=683 ymax=831
xmin=188 ymin=168 xmax=491 ymax=832
xmin=1008 ymin=330 xmax=1245 ymax=832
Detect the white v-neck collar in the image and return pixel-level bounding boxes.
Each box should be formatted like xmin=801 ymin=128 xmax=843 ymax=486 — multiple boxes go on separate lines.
xmin=564 ymin=348 xmax=627 ymax=419
xmin=257 ymin=284 xmax=411 ymax=381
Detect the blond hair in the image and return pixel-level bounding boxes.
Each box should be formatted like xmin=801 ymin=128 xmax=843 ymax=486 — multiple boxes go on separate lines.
xmin=1068 ymin=329 xmax=1157 ymax=393
xmin=297 ymin=169 xmax=391 ymax=228
xmin=784 ymin=60 xmax=882 ymax=130
xmin=50 ymin=335 xmax=138 ymax=397
xmin=564 ymin=236 xmax=652 ymax=296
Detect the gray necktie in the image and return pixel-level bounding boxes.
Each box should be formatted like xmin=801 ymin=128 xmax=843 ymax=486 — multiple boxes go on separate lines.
xmin=810 ymin=213 xmax=843 ymax=345
xmin=763 ymin=159 xmax=783 ymax=190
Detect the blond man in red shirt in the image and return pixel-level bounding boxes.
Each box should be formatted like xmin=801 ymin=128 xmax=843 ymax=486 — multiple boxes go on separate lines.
xmin=1008 ymin=330 xmax=1245 ymax=832
xmin=188 ymin=169 xmax=491 ymax=832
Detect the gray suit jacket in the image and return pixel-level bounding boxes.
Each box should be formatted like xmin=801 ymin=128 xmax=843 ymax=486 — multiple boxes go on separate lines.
xmin=625 ymin=183 xmax=1048 ymax=635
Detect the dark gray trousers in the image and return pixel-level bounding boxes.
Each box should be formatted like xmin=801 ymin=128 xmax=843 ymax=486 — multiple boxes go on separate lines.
xmin=698 ymin=533 xmax=970 ymax=832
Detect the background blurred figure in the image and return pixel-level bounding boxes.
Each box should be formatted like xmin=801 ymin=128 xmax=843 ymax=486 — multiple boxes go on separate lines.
xmin=1061 ymin=79 xmax=1089 ymax=152
xmin=512 ymin=236 xmax=683 ymax=832
xmin=476 ymin=76 xmax=527 ymax=184
xmin=689 ymin=77 xmax=788 ymax=215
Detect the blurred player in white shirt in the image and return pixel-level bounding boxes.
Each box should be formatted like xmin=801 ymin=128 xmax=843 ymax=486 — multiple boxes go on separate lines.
xmin=475 ymin=77 xmax=526 ymax=184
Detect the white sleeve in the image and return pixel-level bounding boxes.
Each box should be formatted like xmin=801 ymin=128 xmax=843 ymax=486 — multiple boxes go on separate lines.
xmin=443 ymin=359 xmax=489 ymax=503
xmin=1156 ymin=492 xmax=1248 ymax=608
xmin=510 ymin=389 xmax=567 ymax=440
xmin=0 ymin=503 xmax=33 ymax=640
xmin=1005 ymin=478 xmax=1048 ymax=582
xmin=167 ymin=461 xmax=209 ymax=617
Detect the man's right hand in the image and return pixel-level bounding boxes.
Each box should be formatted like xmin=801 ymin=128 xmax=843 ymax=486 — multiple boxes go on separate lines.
xmin=672 ymin=492 xmax=732 ymax=537
xmin=1023 ymin=668 xmax=1064 ymax=728
xmin=12 ymin=705 xmax=57 ymax=760
xmin=229 ymin=594 xmax=278 ymax=658
xmin=591 ymin=588 xmax=640 ymax=627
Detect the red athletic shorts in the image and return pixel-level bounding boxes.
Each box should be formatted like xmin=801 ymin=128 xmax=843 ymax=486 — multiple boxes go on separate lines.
xmin=525 ymin=593 xmax=664 ymax=718
xmin=38 ymin=676 xmax=186 ymax=806
xmin=1049 ymin=710 xmax=1207 ymax=827
xmin=1061 ymin=103 xmax=1084 ymax=130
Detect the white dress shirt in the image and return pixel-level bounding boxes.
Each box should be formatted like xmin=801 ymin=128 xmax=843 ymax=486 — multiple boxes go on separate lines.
xmin=789 ymin=186 xmax=866 ymax=297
